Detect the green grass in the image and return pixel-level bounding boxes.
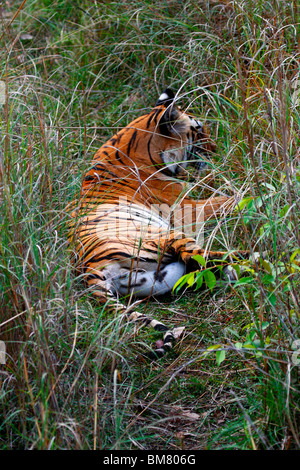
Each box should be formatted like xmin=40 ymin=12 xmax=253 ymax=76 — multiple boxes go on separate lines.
xmin=0 ymin=0 xmax=299 ymax=449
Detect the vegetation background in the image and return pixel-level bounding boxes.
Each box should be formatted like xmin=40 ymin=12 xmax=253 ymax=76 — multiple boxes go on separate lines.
xmin=0 ymin=0 xmax=299 ymax=450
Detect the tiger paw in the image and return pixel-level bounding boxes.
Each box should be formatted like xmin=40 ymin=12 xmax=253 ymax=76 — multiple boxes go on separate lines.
xmin=172 ymin=326 xmax=185 ymax=340
xmin=149 ymin=326 xmax=185 ymax=360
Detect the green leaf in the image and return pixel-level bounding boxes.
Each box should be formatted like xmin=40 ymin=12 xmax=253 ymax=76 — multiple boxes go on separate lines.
xmin=203 ymin=269 xmax=216 ymax=291
xmin=262 ymin=273 xmax=275 ymax=285
xmin=261 ymin=321 xmax=270 ymax=330
xmin=290 ymin=249 xmax=300 ymax=263
xmin=268 ymin=293 xmax=277 ymax=306
xmin=173 ymin=272 xmax=195 ymax=292
xmin=205 ymin=344 xmax=222 ymax=352
xmin=193 ymin=254 xmax=206 ymax=267
xmin=261 ymin=259 xmax=274 ymax=275
xmin=195 ymin=272 xmax=204 ymax=290
xmin=254 ymin=196 xmax=263 ymax=209
xmin=235 ymin=197 xmax=255 ymax=211
xmin=283 ymin=283 xmax=291 ymax=293
xmin=216 ymin=349 xmax=226 ymax=366
xmin=280 ymin=204 xmax=290 ymax=218
xmin=224 ymin=327 xmax=239 ymax=338
xmin=247 ymin=330 xmax=256 ymax=342
xmin=203 ymin=344 xmax=222 ymax=357
xmin=261 ymin=182 xmax=276 ymax=192
xmin=186 ymin=272 xmax=196 ymax=287
xmin=233 ymin=276 xmax=254 ymax=287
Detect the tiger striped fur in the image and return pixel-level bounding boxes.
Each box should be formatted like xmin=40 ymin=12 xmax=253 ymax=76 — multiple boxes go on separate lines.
xmin=68 ymin=89 xmax=242 ymax=359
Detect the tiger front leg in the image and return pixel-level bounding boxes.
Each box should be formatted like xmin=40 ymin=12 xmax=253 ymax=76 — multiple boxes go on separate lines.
xmin=176 ymin=240 xmax=256 ymax=283
xmin=161 ymin=236 xmax=251 ymax=271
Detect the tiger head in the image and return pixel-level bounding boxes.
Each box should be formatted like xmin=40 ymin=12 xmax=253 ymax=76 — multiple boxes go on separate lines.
xmin=146 ymin=88 xmax=217 ymax=176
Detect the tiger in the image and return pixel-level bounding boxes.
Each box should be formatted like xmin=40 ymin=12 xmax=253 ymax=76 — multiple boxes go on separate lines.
xmin=68 ymin=88 xmax=244 ymax=359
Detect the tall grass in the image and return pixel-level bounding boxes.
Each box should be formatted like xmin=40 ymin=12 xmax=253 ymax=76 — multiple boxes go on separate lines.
xmin=0 ymin=0 xmax=299 ymax=449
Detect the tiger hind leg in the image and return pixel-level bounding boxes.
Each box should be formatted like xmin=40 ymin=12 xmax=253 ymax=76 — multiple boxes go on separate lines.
xmin=111 ymin=261 xmax=186 ymax=297
xmin=86 ymin=266 xmax=185 ymax=359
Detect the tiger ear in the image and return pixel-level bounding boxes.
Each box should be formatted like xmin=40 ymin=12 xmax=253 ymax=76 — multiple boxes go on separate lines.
xmin=156 ymin=89 xmax=182 ymax=135
xmin=155 ymin=88 xmax=175 ymax=107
